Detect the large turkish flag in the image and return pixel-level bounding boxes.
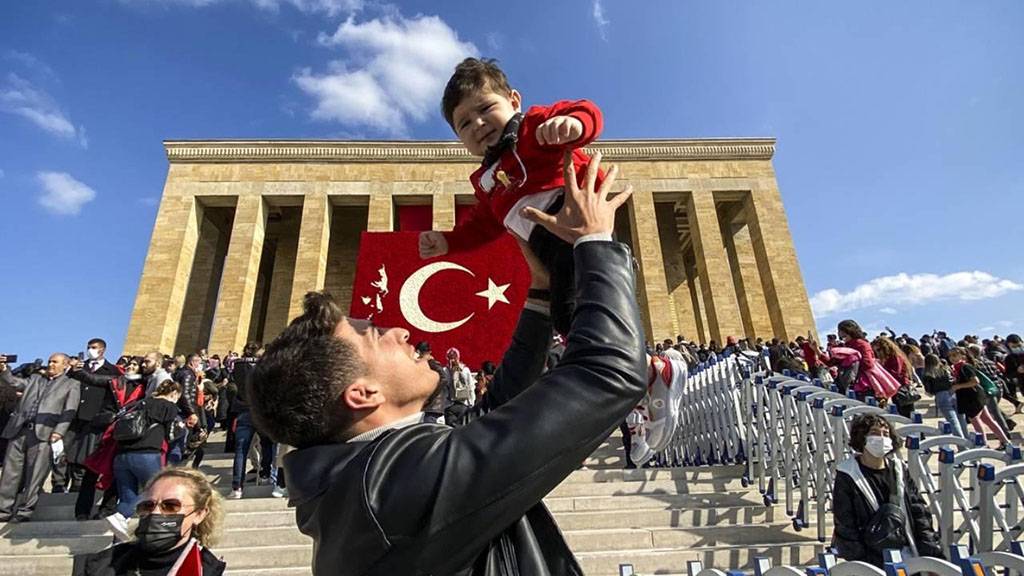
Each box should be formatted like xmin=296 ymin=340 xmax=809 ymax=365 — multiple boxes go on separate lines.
xmin=349 ymin=232 xmax=531 ymax=369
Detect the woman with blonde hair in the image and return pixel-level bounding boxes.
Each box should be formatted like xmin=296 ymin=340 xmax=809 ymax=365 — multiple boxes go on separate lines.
xmin=73 ymin=467 xmax=226 ymax=575
xmin=874 ymin=337 xmax=918 ymax=417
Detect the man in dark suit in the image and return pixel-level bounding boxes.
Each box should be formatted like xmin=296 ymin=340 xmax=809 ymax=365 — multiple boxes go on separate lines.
xmin=0 ymin=353 xmax=81 ymax=522
xmin=59 ymin=338 xmax=121 ymax=519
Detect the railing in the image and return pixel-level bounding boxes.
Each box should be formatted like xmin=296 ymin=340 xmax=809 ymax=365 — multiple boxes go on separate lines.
xmin=617 ymin=547 xmax=1019 ymax=576
xmin=651 ymin=351 xmax=1024 ymax=558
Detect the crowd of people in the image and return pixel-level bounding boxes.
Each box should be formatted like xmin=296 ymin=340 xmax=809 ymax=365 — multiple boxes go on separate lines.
xmin=644 ymin=322 xmax=1023 ymax=451
xmin=0 ymin=340 xmax=283 ymax=540
xmin=2 ymin=318 xmax=1019 ymax=572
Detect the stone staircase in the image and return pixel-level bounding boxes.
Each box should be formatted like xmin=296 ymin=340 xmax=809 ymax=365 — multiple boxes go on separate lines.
xmin=0 ymin=396 xmax=1005 ymax=576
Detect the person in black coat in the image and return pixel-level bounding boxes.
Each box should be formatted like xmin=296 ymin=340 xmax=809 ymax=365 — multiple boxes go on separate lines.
xmin=61 ymin=338 xmax=122 ymax=519
xmin=832 ymin=414 xmax=943 ymax=567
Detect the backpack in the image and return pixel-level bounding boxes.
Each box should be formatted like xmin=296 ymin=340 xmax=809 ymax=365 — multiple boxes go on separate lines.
xmin=112 ymin=400 xmax=155 ymax=443
xmin=452 ymin=370 xmax=473 ymax=402
xmin=975 ymin=368 xmax=1000 ymax=398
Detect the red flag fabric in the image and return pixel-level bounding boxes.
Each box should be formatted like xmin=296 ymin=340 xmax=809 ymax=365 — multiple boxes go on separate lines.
xmin=349 ymin=232 xmax=530 ymax=369
xmin=172 ymin=540 xmax=204 ymax=576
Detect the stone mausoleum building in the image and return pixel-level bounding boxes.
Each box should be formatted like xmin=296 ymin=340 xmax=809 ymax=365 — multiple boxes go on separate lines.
xmin=123 ymin=139 xmax=816 ymax=356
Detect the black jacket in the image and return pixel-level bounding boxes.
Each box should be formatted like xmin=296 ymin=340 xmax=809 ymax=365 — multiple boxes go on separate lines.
xmin=73 ymin=359 xmax=121 ymax=425
xmin=174 ymin=366 xmax=200 ymax=417
xmin=284 ymin=241 xmax=646 ymax=576
xmin=72 ymin=541 xmax=225 ymax=576
xmin=832 ymin=457 xmax=943 ymax=567
xmin=68 ymin=368 xmax=135 ymax=429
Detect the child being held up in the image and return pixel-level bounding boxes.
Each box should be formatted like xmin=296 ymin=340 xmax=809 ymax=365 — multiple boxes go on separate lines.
xmin=419 ymin=57 xmax=605 ymax=336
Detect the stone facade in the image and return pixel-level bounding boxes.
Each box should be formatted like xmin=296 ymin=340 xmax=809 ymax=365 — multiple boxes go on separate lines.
xmin=123 ymin=139 xmax=817 ymax=355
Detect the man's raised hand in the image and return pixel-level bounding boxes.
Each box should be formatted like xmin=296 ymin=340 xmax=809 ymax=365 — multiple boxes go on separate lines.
xmin=418 ymin=231 xmax=449 ymax=259
xmin=520 ymin=151 xmax=632 ymax=244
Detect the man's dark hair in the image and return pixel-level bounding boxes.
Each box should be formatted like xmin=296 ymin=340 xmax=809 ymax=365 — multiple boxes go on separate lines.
xmin=186 ymin=353 xmax=202 ymax=365
xmin=1008 ymin=334 xmax=1022 ymax=345
xmin=441 ymin=57 xmax=513 ymax=130
xmin=88 ymin=338 xmax=107 ymax=349
xmin=848 ymin=414 xmax=900 ymax=453
xmin=249 ymin=292 xmax=366 ymax=448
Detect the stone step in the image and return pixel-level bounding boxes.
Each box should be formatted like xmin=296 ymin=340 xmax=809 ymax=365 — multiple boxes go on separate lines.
xmin=0 ymin=510 xmax=297 ymax=538
xmin=544 ymin=491 xmax=762 ymax=513
xmin=0 ymin=527 xmax=821 ymax=573
xmin=576 ymin=542 xmax=824 ymax=575
xmin=29 ymin=495 xmax=292 ymax=521
xmin=0 ymin=525 xmax=312 ymax=555
xmin=2 ymin=504 xmax=782 ymax=546
xmin=0 ymin=523 xmax=805 ymax=557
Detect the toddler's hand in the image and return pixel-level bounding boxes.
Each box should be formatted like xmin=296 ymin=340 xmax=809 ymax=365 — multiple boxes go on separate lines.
xmin=536 ymin=115 xmax=584 ymax=147
xmin=418 ymin=231 xmax=449 ymax=259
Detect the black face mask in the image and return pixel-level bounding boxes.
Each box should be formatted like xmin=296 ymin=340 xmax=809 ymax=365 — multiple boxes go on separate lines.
xmin=135 ymin=513 xmax=188 ymax=554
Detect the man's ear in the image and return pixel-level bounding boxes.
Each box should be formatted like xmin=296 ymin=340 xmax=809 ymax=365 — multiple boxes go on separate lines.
xmin=510 ymin=89 xmax=522 ymax=113
xmin=342 ymin=379 xmax=386 ymax=412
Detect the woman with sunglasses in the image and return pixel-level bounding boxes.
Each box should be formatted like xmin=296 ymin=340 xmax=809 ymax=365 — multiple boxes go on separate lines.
xmin=73 ymin=466 xmax=226 ymax=575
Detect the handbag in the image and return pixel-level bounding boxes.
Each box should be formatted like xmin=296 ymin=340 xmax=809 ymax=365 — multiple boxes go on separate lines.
xmin=863 ymin=463 xmax=909 ymax=550
xmin=893 ymin=385 xmax=921 ymax=407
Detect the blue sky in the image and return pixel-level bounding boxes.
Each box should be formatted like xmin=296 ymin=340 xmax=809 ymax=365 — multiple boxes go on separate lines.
xmin=1 ymin=0 xmax=1022 ymax=360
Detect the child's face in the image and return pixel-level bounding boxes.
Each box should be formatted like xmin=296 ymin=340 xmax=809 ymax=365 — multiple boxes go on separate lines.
xmin=452 ymin=87 xmax=521 ymax=156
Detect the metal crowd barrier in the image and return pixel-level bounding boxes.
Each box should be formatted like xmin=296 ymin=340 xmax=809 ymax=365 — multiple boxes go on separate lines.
xmin=734 ymin=359 xmax=1024 ymax=556
xmin=618 ymin=547 xmax=1022 ymax=576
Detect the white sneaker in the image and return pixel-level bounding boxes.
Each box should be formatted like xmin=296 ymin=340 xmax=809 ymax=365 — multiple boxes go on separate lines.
xmin=271 ymin=486 xmax=287 ymax=499
xmin=229 ymin=489 xmax=243 ymax=500
xmin=105 ymin=512 xmax=132 ymax=543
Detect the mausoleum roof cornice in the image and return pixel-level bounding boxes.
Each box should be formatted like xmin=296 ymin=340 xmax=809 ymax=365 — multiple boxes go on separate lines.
xmin=163 ymin=138 xmax=775 ymax=164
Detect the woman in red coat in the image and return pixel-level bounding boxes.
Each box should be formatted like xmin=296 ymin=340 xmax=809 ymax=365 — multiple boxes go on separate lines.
xmin=837 ymin=320 xmax=900 ymax=402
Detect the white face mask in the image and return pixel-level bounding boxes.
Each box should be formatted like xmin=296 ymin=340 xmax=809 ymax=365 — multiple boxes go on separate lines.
xmin=864 ymin=435 xmax=893 ymax=458
xmin=87 ymin=348 xmax=101 ymax=361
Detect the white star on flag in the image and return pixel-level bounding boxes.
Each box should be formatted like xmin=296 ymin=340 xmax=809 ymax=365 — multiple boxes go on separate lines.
xmin=475 ymin=278 xmax=511 ymax=310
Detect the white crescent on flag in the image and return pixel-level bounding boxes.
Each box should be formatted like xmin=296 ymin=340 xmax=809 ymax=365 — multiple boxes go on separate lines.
xmin=399 ymin=261 xmax=476 ymax=333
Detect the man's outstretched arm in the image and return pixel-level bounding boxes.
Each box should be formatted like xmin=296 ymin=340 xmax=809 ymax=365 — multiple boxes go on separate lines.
xmin=373 ymin=152 xmax=645 ymax=573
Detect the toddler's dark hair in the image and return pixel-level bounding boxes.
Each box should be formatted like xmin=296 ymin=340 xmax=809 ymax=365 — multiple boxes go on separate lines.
xmin=441 ymin=58 xmax=513 ymax=130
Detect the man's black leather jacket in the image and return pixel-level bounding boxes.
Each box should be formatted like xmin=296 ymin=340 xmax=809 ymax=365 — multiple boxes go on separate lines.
xmin=284 ymin=241 xmax=646 ymax=575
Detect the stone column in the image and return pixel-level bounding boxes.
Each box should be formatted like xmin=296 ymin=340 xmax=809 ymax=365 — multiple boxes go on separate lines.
xmin=262 ymin=215 xmax=301 ymax=340
xmin=723 ymin=219 xmax=773 ymax=340
xmin=124 ymin=190 xmax=203 ymax=355
xmin=175 ymin=214 xmax=230 ymax=354
xmin=432 ymin=191 xmax=455 ymax=231
xmin=683 ymin=252 xmax=709 ymax=344
xmin=208 ymin=193 xmax=268 ymax=354
xmin=367 ymin=191 xmax=394 ymax=231
xmin=627 ymin=188 xmax=675 ymax=342
xmin=655 ymin=201 xmax=699 ymax=341
xmin=720 ymin=222 xmax=768 ymax=341
xmin=287 ymin=189 xmax=332 ymax=322
xmin=687 ymin=189 xmax=744 ymax=344
xmin=744 ymin=183 xmax=818 ymax=341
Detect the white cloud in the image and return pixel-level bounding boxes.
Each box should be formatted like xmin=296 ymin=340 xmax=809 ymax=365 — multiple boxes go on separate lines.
xmin=811 ymin=271 xmax=1024 ymax=318
xmin=592 ymin=0 xmax=610 ymax=41
xmin=121 ymin=0 xmax=361 ymax=15
xmin=295 ymin=14 xmax=477 ymax=135
xmin=4 ymin=50 xmax=58 ymax=82
xmin=878 ymin=307 xmax=898 ymax=315
xmin=0 ymin=73 xmax=86 ymax=147
xmin=36 ymin=171 xmax=97 ymax=215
